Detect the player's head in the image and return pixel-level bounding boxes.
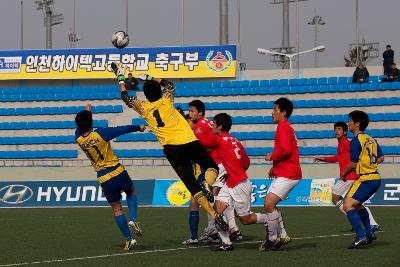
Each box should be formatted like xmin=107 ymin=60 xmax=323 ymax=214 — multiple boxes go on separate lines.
xmin=386 ymin=44 xmax=391 ymax=50
xmin=348 ymin=110 xmax=369 ymax=132
xmin=143 ymin=80 xmax=162 ymax=102
xmin=212 ymin=113 xmax=232 ymax=134
xmin=333 ymin=121 xmax=348 ymax=139
xmin=128 ymin=73 xmax=132 ymax=78
xmin=392 ymin=63 xmax=397 ymax=69
xmin=75 ymin=110 xmax=93 ymax=132
xmin=272 ymin=97 xmax=293 ymax=123
xmin=188 ymin=100 xmax=205 ymax=122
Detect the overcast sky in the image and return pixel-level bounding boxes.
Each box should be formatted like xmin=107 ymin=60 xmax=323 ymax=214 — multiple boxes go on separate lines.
xmin=0 ymin=0 xmax=398 ymax=70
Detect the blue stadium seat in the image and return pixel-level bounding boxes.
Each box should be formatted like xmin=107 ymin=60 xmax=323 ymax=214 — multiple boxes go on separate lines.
xmin=249 ymin=80 xmax=260 ymax=87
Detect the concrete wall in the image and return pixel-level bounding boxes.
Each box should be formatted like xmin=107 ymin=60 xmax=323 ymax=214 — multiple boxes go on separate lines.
xmin=0 ymin=164 xmax=398 ymax=181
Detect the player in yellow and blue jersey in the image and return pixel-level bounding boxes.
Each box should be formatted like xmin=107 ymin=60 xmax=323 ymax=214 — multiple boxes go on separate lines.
xmin=110 ymin=62 xmax=229 ymax=232
xmin=75 ymin=104 xmax=146 ymax=251
xmin=341 ymin=110 xmax=384 ymax=249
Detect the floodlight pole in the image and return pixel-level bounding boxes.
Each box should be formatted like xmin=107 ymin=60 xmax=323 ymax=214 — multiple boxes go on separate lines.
xmin=21 ymin=0 xmax=24 ymax=50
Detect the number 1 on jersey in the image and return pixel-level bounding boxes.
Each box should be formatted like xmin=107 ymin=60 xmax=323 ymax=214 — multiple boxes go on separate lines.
xmin=153 ymin=109 xmax=165 ymax=127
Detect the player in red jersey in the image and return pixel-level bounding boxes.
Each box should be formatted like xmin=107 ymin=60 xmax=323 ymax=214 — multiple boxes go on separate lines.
xmin=197 ymin=113 xmax=268 ymax=251
xmin=314 ymin=121 xmax=379 ymax=231
xmin=189 ymin=100 xmax=242 ymax=243
xmin=260 ymin=98 xmax=302 ymax=252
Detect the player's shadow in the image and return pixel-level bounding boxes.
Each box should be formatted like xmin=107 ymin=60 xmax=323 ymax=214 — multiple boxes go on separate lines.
xmin=367 ymin=240 xmax=392 ymax=247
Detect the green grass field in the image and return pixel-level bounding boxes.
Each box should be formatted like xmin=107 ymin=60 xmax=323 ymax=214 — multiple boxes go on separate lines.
xmin=0 ymin=207 xmax=398 ymax=267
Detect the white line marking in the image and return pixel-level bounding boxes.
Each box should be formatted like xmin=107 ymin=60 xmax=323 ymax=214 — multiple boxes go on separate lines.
xmin=0 ymin=232 xmax=385 ymax=267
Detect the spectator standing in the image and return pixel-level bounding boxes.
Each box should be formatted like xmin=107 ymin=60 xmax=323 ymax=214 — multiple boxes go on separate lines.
xmin=383 ymin=45 xmax=394 ymax=76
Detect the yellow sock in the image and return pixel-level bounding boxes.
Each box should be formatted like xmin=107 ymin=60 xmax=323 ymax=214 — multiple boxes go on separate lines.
xmin=205 ymin=168 xmax=218 ymax=186
xmin=194 ymin=192 xmax=216 ymax=219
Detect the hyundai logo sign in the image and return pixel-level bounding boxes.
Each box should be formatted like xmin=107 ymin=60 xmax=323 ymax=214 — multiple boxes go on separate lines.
xmin=0 ymin=185 xmax=33 ymax=204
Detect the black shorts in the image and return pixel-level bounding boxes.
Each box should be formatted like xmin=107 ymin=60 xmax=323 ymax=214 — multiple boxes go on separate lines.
xmin=163 ymin=140 xmax=218 ymax=195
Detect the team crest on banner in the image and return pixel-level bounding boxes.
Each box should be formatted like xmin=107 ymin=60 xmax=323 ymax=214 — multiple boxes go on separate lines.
xmin=206 ymin=50 xmax=233 ymax=72
xmin=309 ymin=178 xmax=335 ymax=205
xmin=166 ymin=181 xmax=191 ymax=206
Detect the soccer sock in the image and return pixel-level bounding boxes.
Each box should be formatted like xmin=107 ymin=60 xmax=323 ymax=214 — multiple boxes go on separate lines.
xmin=126 ymin=194 xmax=138 ymax=222
xmin=204 ymin=168 xmax=218 ymax=187
xmin=277 ymin=211 xmax=288 ymax=238
xmin=346 ymin=209 xmax=366 ymax=240
xmin=335 ymin=198 xmax=347 ymax=215
xmin=189 ymin=211 xmax=200 ymax=240
xmin=114 ymin=214 xmax=132 ymax=241
xmin=206 ymin=213 xmax=216 ymax=231
xmin=194 ymin=192 xmax=216 ymax=219
xmin=267 ymin=210 xmax=280 ymax=241
xmin=363 ymin=206 xmax=378 ymax=226
xmin=217 ymin=229 xmax=232 ymax=245
xmin=255 ymin=213 xmax=268 ymax=224
xmin=224 ymin=205 xmax=239 ymax=232
xmin=358 ymin=207 xmax=372 ymax=236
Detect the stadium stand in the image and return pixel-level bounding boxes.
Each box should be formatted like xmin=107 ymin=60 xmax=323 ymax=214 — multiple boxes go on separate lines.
xmin=0 ymin=75 xmax=399 ymax=164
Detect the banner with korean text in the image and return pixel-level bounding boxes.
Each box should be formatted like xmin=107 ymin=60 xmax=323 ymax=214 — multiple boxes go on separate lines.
xmin=0 ymin=45 xmax=236 ymax=80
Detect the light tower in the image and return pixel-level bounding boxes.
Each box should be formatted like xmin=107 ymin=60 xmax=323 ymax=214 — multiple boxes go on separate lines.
xmin=307 ymin=10 xmax=325 ymax=68
xmin=35 ymin=0 xmax=64 ymax=49
xmin=269 ymin=0 xmax=308 ymax=69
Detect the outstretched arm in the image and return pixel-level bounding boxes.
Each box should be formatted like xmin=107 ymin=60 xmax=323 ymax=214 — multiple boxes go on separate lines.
xmin=96 ymin=125 xmax=146 ymax=142
xmin=110 ymin=62 xmax=145 ymax=115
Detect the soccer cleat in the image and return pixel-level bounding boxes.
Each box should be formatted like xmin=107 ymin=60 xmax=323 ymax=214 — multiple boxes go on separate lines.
xmin=347 ymin=237 xmax=368 ymax=249
xmin=128 ymin=221 xmax=143 ymax=237
xmin=229 ymin=230 xmax=243 ymax=241
xmin=274 ymin=235 xmax=291 ymax=249
xmin=214 ymin=213 xmax=229 ymax=232
xmin=259 ymin=239 xmax=280 ymax=252
xmin=371 ymin=224 xmax=380 ymax=233
xmin=201 ymin=182 xmax=214 ymax=203
xmin=366 ymin=232 xmax=377 ymax=244
xmin=214 ymin=243 xmax=234 ymax=251
xmin=182 ymin=238 xmax=199 ymax=245
xmin=124 ymin=239 xmax=137 ymax=251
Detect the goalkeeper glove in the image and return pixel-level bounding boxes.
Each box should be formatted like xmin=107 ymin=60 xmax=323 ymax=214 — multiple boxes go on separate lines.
xmin=110 ymin=62 xmax=126 ymax=83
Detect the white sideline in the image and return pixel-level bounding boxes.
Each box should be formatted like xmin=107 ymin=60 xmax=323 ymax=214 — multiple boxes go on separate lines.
xmin=0 ymin=232 xmax=381 ymax=266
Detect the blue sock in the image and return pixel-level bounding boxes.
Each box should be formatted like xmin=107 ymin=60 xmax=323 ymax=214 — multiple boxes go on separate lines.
xmin=115 ymin=214 xmax=132 ymax=241
xmin=189 ymin=211 xmax=200 ymax=240
xmin=126 ymin=194 xmax=138 ymax=222
xmin=358 ymin=208 xmax=372 ymax=236
xmin=346 ymin=209 xmax=365 ymax=240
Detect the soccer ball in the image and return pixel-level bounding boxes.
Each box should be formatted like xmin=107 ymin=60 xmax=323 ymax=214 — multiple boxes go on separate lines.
xmin=111 ymin=31 xmax=129 ymax=49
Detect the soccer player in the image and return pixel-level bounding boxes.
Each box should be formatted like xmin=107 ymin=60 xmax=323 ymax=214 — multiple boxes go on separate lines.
xmin=110 ymin=63 xmax=229 ymax=231
xmin=314 ymin=121 xmax=380 ymax=230
xmin=196 ymin=113 xmax=268 ymax=251
xmin=188 ymin=100 xmax=242 ymax=243
xmin=342 ymin=110 xmax=384 ymax=249
xmin=260 ymin=97 xmax=302 ymax=251
xmin=181 ymin=114 xmax=204 ymax=245
xmin=74 ymin=104 xmax=145 ymax=251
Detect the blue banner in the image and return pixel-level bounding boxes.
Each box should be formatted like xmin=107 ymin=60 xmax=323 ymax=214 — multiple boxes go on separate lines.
xmin=0 ymin=180 xmax=154 ymax=207
xmin=1 ymin=178 xmax=398 ymax=208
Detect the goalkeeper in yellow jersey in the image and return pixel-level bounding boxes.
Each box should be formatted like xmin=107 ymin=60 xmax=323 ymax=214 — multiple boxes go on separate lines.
xmin=110 ymin=63 xmax=228 ymax=231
